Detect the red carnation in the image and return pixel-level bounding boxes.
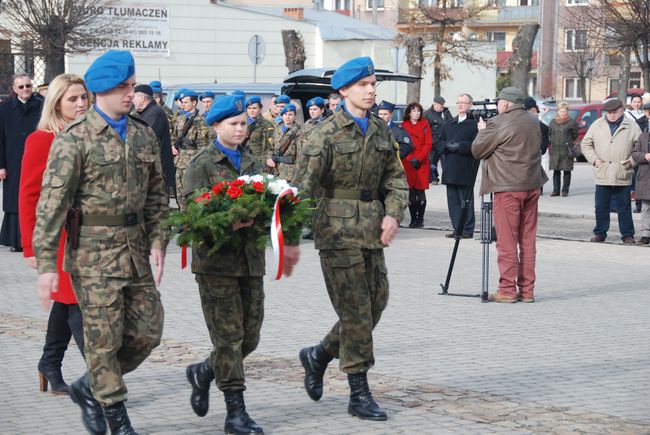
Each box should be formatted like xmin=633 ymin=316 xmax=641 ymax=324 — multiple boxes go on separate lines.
xmin=195 ymin=192 xmax=212 ymax=204
xmin=252 ymin=181 xmax=266 ymax=193
xmin=226 ymin=186 xmax=243 ymax=199
xmin=211 ymin=181 xmax=226 ymax=195
xmin=231 ymin=179 xmax=246 ymax=188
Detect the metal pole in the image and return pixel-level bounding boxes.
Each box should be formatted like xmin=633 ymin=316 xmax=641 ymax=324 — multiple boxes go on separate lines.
xmin=588 ymin=68 xmax=592 ymax=102
xmin=253 ymin=35 xmax=258 ymax=84
xmin=480 ymin=193 xmax=493 ymax=302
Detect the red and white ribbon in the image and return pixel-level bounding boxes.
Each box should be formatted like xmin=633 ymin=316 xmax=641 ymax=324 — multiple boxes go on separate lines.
xmin=271 ymin=188 xmax=294 ymax=280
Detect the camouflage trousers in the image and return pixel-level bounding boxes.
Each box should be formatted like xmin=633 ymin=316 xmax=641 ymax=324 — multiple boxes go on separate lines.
xmin=174 ymin=149 xmax=199 ymax=210
xmin=71 ymin=267 xmax=164 ymax=406
xmin=195 ymin=274 xmax=264 ymax=392
xmin=319 ymin=248 xmax=389 ymax=374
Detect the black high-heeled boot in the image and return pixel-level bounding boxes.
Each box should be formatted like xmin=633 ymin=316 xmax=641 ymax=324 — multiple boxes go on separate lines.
xmin=38 ymin=360 xmax=68 ymax=395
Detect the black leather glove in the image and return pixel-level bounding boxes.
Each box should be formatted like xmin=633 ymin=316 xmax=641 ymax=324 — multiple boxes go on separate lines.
xmin=445 ymin=140 xmax=460 ymax=153
xmin=410 ymin=158 xmax=421 ymax=169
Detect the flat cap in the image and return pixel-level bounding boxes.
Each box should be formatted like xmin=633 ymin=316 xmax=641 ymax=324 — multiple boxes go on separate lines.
xmin=246 ymin=96 xmax=262 ymax=107
xmin=200 ymin=91 xmax=215 ymax=101
xmin=205 ymin=95 xmax=246 ymax=126
xmin=498 ymin=87 xmax=524 ymax=104
xmin=377 ymin=100 xmax=396 ymax=112
xmin=280 ymin=103 xmax=297 ymax=115
xmin=306 ymin=96 xmax=326 ymax=108
xmin=433 ymin=95 xmax=445 ymax=105
xmin=134 ymin=84 xmax=153 ymax=96
xmin=84 ymin=50 xmax=135 ymax=93
xmin=523 ymin=96 xmax=538 ymax=111
xmin=331 ymin=57 xmax=375 ymax=91
xmin=602 ymin=99 xmax=623 ymax=111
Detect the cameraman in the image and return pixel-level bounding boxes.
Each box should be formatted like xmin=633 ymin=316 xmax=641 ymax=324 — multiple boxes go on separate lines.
xmin=471 ymin=87 xmax=548 ymax=303
xmin=437 ymin=93 xmax=479 ymax=239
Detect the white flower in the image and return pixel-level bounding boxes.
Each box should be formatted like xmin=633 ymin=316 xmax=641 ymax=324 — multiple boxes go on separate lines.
xmin=251 ymin=174 xmax=264 ymax=183
xmin=265 ymin=174 xmax=275 ymax=180
xmin=267 ymin=181 xmax=282 ymax=195
xmin=237 ymin=175 xmax=252 ymax=184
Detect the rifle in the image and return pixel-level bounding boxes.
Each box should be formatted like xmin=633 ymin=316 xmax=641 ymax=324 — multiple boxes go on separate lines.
xmin=269 ymin=127 xmax=299 ymax=175
xmin=241 ymin=119 xmax=258 ymax=149
xmin=174 ymin=111 xmax=198 ymax=150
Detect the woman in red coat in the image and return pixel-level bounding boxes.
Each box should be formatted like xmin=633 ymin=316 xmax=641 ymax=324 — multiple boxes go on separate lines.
xmin=19 ymin=74 xmax=90 ymax=395
xmin=401 ymin=102 xmax=433 ymax=228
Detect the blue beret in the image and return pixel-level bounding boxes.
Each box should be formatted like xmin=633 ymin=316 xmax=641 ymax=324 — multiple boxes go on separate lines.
xmin=200 ymin=91 xmax=215 ymax=101
xmin=275 ymin=95 xmax=291 ymax=104
xmin=205 ymin=95 xmax=246 ymax=125
xmin=246 ymin=96 xmax=262 ymax=107
xmin=174 ymin=88 xmax=189 ymax=100
xmin=232 ymin=90 xmax=246 ymax=97
xmin=179 ymin=89 xmax=199 ymax=100
xmin=377 ymin=100 xmax=395 ymax=112
xmin=149 ymin=80 xmax=162 ymax=93
xmin=280 ymin=104 xmax=296 ymax=115
xmin=331 ymin=57 xmax=375 ymax=91
xmin=307 ymin=97 xmax=326 ymax=108
xmin=84 ymin=50 xmax=135 ymax=93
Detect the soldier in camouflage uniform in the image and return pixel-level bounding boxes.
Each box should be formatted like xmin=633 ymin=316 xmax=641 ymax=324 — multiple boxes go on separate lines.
xmin=171 ymin=89 xmax=212 ymax=210
xmin=267 ymin=104 xmax=302 ymax=182
xmin=200 ymin=92 xmax=217 ymax=143
xmin=288 ymin=57 xmax=408 ymax=422
xmin=33 ymin=50 xmax=169 ymax=435
xmin=183 ymin=95 xmax=282 ymax=435
xmin=243 ymin=96 xmax=274 ymax=172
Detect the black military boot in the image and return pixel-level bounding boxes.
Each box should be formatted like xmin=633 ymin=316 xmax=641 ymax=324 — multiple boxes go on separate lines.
xmin=69 ymin=374 xmax=107 ymax=435
xmin=223 ymin=391 xmax=264 ymax=434
xmin=186 ymin=359 xmax=214 ymax=417
xmin=347 ymin=373 xmax=387 ymax=421
xmin=103 ymin=401 xmax=137 ymax=435
xmin=299 ymin=344 xmax=334 ymax=401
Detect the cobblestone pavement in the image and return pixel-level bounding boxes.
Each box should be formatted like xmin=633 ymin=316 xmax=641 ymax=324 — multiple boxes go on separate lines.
xmin=1 ymin=163 xmax=649 ymax=434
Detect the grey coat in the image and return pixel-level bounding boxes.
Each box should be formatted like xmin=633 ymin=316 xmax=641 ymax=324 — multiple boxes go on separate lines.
xmin=548 ymin=118 xmax=578 ymax=171
xmin=631 ymin=132 xmax=650 ymax=200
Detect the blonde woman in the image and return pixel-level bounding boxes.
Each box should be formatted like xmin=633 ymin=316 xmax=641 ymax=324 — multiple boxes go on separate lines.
xmin=19 ymin=74 xmax=90 ymax=394
xmin=548 ymin=102 xmax=578 ymax=196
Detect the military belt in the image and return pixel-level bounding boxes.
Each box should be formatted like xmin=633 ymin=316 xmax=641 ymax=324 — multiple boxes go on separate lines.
xmin=81 ymin=211 xmax=144 ymax=227
xmin=322 ymin=189 xmax=379 ymax=202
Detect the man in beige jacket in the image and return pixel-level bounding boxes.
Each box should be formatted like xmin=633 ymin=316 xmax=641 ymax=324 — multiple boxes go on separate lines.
xmin=472 ymin=87 xmax=548 ymax=303
xmin=581 ymin=98 xmax=640 ymax=244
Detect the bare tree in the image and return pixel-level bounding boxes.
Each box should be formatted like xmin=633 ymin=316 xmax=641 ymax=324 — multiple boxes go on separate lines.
xmin=397 ymin=0 xmax=494 ymax=97
xmin=0 ymin=0 xmax=127 ymax=81
xmin=509 ymin=23 xmax=538 ymax=97
xmin=281 ymin=30 xmax=306 ymax=74
xmin=395 ymin=35 xmax=424 ymax=103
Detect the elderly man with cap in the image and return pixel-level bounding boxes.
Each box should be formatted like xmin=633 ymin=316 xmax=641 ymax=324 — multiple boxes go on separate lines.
xmin=267 ymin=103 xmax=302 ymax=182
xmin=376 ymin=100 xmax=413 ymax=159
xmin=133 ymin=83 xmax=175 ymax=198
xmin=171 ymin=88 xmax=212 ymax=210
xmin=290 ymin=56 xmax=408 ymax=421
xmin=471 ymin=87 xmax=548 ymax=303
xmin=182 ymin=95 xmax=294 ymax=434
xmin=32 ymin=50 xmax=169 ymax=434
xmin=424 ymin=95 xmax=452 ymax=184
xmin=581 ymin=98 xmax=641 ymax=244
xmin=243 ymin=95 xmax=274 ymax=171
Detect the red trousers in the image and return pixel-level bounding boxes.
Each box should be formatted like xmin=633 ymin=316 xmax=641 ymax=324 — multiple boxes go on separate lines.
xmin=493 ymin=189 xmax=541 ymax=298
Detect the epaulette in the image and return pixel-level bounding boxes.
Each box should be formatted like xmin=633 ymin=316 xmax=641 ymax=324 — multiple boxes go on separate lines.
xmin=61 ymin=114 xmax=87 ymax=133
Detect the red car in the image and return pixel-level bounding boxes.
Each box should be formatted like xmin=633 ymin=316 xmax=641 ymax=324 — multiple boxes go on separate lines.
xmin=541 ymin=103 xmax=604 ymax=158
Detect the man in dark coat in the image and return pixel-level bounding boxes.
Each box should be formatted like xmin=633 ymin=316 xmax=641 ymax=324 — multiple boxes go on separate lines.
xmin=376 ymin=100 xmax=413 ymax=159
xmin=134 ymin=84 xmax=175 ymax=197
xmin=0 ymin=73 xmax=43 ymax=251
xmin=423 ymin=96 xmax=452 ymax=184
xmin=437 ymin=93 xmax=479 ymax=238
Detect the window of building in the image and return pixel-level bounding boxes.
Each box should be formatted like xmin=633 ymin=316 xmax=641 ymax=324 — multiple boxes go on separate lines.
xmin=565 ymin=29 xmax=587 ymax=51
xmin=334 ymin=0 xmax=351 ymax=9
xmin=608 ymin=78 xmax=620 ymax=95
xmin=519 ymin=0 xmax=539 ymax=5
xmin=365 ymin=0 xmax=384 ymax=10
xmin=564 ymin=78 xmax=584 ymax=100
xmin=419 ymin=0 xmax=438 ymax=6
xmin=566 ymin=0 xmax=588 ymax=5
xmin=629 ymin=72 xmax=642 ymax=89
xmin=487 ymin=32 xmax=506 ymax=51
xmin=607 ymin=54 xmax=622 ymax=66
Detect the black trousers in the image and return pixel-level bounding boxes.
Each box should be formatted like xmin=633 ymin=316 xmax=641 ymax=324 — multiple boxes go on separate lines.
xmin=552 ymin=170 xmax=571 ymax=194
xmin=446 ymin=184 xmax=475 ymax=236
xmin=41 ymin=302 xmax=85 ymax=368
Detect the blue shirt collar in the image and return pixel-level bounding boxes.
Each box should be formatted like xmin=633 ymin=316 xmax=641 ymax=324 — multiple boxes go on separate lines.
xmin=344 ymin=105 xmax=369 ymax=136
xmin=214 ymin=139 xmax=242 ymax=172
xmin=94 ymin=104 xmax=127 ymax=142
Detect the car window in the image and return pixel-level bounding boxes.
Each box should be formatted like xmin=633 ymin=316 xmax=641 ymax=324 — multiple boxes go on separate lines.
xmin=541 ymin=110 xmax=556 ymax=125
xmin=578 ymin=110 xmax=598 ymax=128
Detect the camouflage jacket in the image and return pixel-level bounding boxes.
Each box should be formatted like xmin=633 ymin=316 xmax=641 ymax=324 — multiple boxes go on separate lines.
xmin=182 ymin=144 xmax=265 ymax=276
xmin=33 ymin=107 xmax=170 ymax=278
xmin=294 ymin=109 xmax=408 ymax=250
xmin=171 ymin=109 xmax=211 ymax=152
xmin=296 ymin=118 xmax=324 ymax=168
xmin=245 ymin=115 xmax=274 ymax=168
xmin=161 ymin=103 xmax=175 ymax=137
xmin=270 ymin=123 xmax=303 ymax=182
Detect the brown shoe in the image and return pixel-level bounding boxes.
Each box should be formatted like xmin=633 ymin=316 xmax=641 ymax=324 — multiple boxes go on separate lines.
xmin=561 ymin=192 xmax=568 ymax=197
xmin=622 ymin=236 xmax=636 ymax=245
xmin=637 ymin=237 xmax=650 ymax=245
xmin=550 ymin=192 xmax=560 ymax=197
xmin=488 ymin=293 xmax=517 ymax=303
xmin=590 ymin=235 xmax=605 ymax=243
xmin=517 ymin=294 xmax=535 ymax=303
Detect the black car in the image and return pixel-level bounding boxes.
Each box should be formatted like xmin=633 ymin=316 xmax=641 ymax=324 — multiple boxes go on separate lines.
xmin=281 ymin=68 xmax=420 ymax=123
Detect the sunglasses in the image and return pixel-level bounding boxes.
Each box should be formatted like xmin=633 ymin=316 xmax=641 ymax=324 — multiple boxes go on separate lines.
xmin=17 ymin=84 xmax=33 ymax=90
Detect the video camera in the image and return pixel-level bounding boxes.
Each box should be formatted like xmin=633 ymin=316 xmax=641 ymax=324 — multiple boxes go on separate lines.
xmin=469 ymin=99 xmax=499 ymax=120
